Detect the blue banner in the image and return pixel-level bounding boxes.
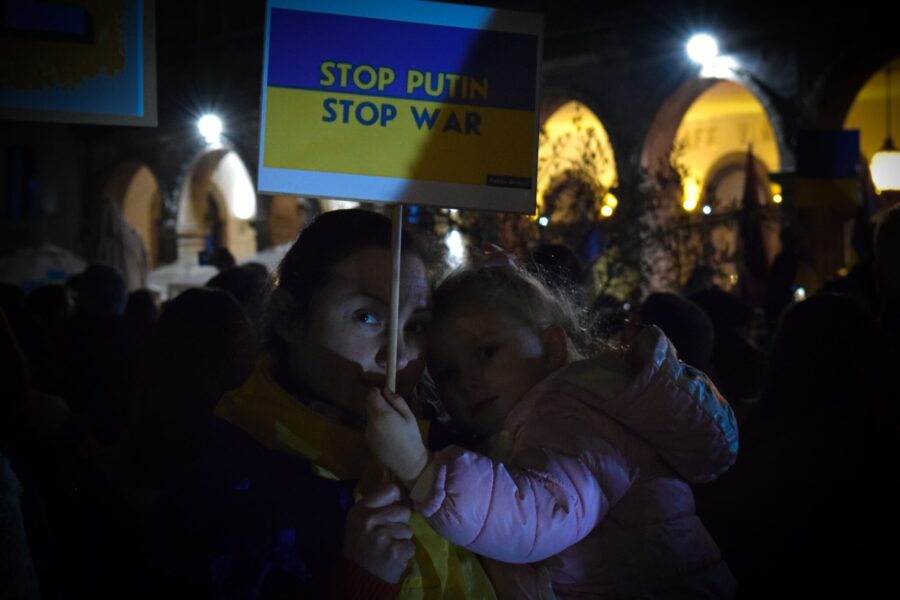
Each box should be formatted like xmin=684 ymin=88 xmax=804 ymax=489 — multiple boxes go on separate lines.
xmin=267 ymin=9 xmax=538 ymax=110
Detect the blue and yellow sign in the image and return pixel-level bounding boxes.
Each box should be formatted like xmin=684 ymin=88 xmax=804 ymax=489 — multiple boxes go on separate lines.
xmin=0 ymin=0 xmax=156 ymax=126
xmin=258 ymin=0 xmax=542 ymax=213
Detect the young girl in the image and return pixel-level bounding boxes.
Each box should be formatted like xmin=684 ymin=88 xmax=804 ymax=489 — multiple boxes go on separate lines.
xmin=367 ymin=261 xmax=739 ymax=599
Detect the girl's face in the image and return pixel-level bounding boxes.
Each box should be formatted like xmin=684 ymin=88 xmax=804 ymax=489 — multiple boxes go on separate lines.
xmin=287 ymin=247 xmax=432 ymax=417
xmin=428 ymin=307 xmax=552 ymax=438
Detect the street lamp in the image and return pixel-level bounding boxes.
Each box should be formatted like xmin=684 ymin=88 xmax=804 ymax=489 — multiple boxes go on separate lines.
xmin=686 ymin=33 xmax=718 ymax=65
xmin=687 ymin=33 xmax=741 ymax=79
xmin=871 ymin=65 xmax=900 ymax=193
xmin=198 ymin=114 xmax=223 ymax=145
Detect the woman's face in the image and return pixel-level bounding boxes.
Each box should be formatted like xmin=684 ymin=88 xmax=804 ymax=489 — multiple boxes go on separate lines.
xmin=287 ymin=247 xmax=432 ymax=417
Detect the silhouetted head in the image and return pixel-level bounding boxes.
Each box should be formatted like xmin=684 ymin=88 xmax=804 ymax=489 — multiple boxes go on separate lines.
xmin=761 ymin=293 xmax=876 ymax=420
xmin=242 ymin=262 xmax=270 ymax=280
xmin=139 ymin=287 xmax=255 ymax=425
xmin=131 ymin=287 xmax=256 ymax=471
xmin=688 ymin=287 xmax=752 ymax=331
xmin=207 ymin=246 xmax=236 ymax=271
xmin=27 ymin=284 xmax=73 ymax=328
xmin=124 ymin=289 xmax=160 ymax=331
xmin=639 ymin=291 xmax=715 ymax=372
xmin=206 ymin=265 xmax=270 ymax=323
xmin=70 ymin=264 xmax=128 ymax=319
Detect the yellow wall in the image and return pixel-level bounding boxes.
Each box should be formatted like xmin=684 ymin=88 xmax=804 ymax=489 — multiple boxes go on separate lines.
xmin=675 ymin=81 xmax=780 ymax=198
xmin=268 ymin=195 xmax=306 ymax=246
xmin=844 ymin=57 xmax=900 ymax=163
xmin=103 ymin=163 xmax=161 ymax=266
xmin=121 ymin=166 xmax=161 ymax=266
xmin=538 ymin=101 xmax=618 ymax=214
xmin=176 ymin=150 xmax=257 ymax=264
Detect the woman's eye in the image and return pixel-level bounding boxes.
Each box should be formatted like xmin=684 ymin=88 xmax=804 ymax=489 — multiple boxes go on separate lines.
xmin=354 ymin=311 xmax=379 ymax=325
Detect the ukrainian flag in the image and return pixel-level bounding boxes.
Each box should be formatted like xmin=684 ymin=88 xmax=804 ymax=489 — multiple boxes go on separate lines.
xmin=794 ymin=130 xmax=861 ymax=212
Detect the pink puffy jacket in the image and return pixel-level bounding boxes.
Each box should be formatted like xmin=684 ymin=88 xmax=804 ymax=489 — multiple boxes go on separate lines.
xmin=413 ymin=326 xmax=738 ymax=599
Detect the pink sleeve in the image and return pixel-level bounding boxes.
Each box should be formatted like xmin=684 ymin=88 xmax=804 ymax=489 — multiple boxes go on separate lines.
xmin=413 ymin=417 xmax=633 ymax=564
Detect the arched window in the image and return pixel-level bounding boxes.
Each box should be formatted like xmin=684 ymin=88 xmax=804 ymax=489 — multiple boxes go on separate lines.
xmin=538 ymin=100 xmax=618 ymax=220
xmin=675 ymin=81 xmax=781 ymax=212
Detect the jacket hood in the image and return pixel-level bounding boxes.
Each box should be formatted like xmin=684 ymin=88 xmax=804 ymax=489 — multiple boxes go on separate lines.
xmin=551 ymin=325 xmax=738 ymax=483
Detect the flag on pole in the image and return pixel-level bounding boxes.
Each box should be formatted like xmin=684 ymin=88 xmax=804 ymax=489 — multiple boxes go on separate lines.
xmin=738 ymin=144 xmax=768 ymax=304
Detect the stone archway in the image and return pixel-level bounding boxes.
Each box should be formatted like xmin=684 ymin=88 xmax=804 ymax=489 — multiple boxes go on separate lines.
xmin=267 ymin=195 xmax=313 ymax=246
xmin=703 ymin=152 xmax=782 ymax=288
xmin=704 ymin=152 xmax=774 ymax=211
xmin=538 ymin=98 xmax=619 ymax=210
xmin=676 ymin=81 xmax=781 ymax=204
xmin=636 ymin=78 xmax=787 ymax=294
xmin=176 ymin=149 xmax=258 ymax=265
xmin=642 ymin=77 xmax=789 ymax=184
xmin=844 ymin=55 xmax=900 ymax=203
xmin=102 ymin=162 xmax=162 ymax=266
xmin=801 ymin=54 xmax=900 ymax=284
xmin=537 ymin=98 xmax=620 ymax=265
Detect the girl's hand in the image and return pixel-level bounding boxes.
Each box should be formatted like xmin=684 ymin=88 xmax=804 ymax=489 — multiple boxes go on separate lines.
xmin=366 ymin=387 xmax=430 ymax=485
xmin=342 ymin=483 xmax=416 ymax=583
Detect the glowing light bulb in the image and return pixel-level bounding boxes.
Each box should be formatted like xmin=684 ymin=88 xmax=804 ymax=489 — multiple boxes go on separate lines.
xmin=198 ymin=114 xmax=223 ymax=145
xmin=687 ymin=33 xmax=718 ymax=65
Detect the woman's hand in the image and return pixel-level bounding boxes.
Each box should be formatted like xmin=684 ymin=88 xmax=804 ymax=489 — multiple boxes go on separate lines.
xmin=365 ymin=387 xmax=430 ymax=485
xmin=342 ymin=483 xmax=416 ymax=584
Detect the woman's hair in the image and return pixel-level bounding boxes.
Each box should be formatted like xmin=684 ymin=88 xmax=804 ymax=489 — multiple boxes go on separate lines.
xmin=266 ymin=208 xmax=435 ymax=350
xmin=433 ymin=263 xmax=593 ymax=357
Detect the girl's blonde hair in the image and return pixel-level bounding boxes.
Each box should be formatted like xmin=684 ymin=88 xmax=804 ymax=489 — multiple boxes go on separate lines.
xmin=433 ymin=263 xmax=594 ymax=358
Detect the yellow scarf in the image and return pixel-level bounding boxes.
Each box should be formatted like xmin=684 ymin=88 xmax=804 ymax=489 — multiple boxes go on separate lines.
xmin=215 ymin=362 xmax=496 ymax=599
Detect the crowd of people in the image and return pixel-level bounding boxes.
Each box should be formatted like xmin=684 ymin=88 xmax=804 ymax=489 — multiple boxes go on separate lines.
xmin=1 ymin=204 xmax=898 ymax=599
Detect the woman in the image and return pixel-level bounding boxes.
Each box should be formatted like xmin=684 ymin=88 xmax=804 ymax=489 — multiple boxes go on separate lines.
xmin=164 ymin=209 xmax=494 ymax=598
